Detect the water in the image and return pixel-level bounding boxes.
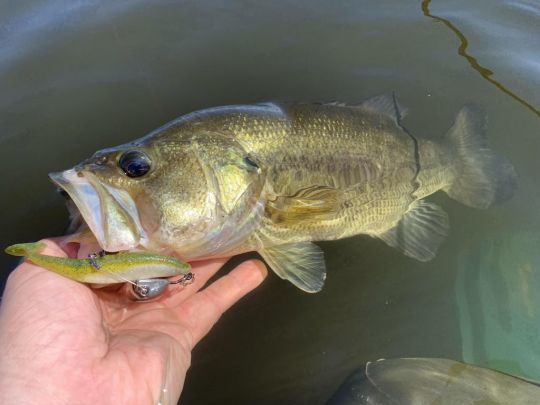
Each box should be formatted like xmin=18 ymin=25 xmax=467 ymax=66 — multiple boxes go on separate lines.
xmin=0 ymin=0 xmax=538 ymax=403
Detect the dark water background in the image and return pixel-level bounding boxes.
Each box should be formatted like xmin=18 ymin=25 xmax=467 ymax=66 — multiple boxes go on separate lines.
xmin=0 ymin=1 xmax=538 ymax=403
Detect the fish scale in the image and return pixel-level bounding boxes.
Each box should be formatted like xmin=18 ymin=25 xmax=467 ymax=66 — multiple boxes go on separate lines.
xmin=49 ymin=95 xmax=516 ymax=292
xmin=207 ymin=104 xmax=420 ymax=242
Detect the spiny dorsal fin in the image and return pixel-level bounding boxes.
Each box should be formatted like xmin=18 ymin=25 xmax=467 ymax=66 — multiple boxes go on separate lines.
xmin=266 ymin=185 xmax=339 ymax=224
xmin=359 ymin=93 xmax=408 ymax=123
xmin=377 ymin=200 xmax=449 ymax=261
xmin=259 ymin=242 xmax=326 ymax=293
xmin=321 ymin=101 xmax=347 ymax=107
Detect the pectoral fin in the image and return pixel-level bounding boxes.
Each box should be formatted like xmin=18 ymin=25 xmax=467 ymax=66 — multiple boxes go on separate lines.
xmin=266 ymin=185 xmax=339 ymax=224
xmin=377 ymin=200 xmax=449 ymax=261
xmin=259 ymin=242 xmax=326 ymax=293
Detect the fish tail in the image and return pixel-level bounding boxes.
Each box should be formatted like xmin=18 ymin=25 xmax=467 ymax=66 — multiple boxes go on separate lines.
xmin=443 ymin=105 xmax=517 ymax=209
xmin=5 ymin=242 xmax=46 ymax=257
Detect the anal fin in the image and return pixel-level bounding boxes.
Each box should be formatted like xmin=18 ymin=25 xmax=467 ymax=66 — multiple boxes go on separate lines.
xmin=377 ymin=200 xmax=449 ymax=262
xmin=259 ymin=242 xmax=326 ymax=293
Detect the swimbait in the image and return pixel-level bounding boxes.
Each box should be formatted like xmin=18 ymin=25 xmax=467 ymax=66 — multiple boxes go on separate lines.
xmin=5 ymin=242 xmax=190 ymax=284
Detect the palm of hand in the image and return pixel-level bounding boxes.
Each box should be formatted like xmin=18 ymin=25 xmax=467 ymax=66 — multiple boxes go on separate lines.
xmin=0 ymin=240 xmax=266 ymax=405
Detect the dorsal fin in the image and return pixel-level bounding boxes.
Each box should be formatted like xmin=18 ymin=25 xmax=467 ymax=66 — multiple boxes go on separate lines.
xmin=321 ymin=101 xmax=347 ymax=107
xmin=319 ymin=93 xmax=407 ymax=123
xmin=359 ymin=93 xmax=408 ymax=123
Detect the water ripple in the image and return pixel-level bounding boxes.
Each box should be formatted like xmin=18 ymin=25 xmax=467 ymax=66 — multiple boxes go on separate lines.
xmin=421 ymin=0 xmax=539 ymax=117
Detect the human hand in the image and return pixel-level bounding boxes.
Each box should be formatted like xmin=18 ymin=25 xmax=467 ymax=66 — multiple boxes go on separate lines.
xmin=0 ymin=238 xmax=267 ymax=405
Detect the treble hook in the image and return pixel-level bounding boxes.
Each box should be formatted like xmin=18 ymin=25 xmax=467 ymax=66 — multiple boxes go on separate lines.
xmin=169 ymin=272 xmax=195 ymax=286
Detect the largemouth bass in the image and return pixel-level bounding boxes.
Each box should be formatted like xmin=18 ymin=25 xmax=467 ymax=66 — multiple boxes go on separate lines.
xmin=5 ymin=242 xmax=190 ymax=284
xmin=49 ymin=94 xmax=516 ymax=292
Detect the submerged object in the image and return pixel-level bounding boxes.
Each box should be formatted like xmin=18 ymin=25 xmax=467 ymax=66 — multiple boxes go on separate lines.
xmin=49 ymin=94 xmax=516 ymax=292
xmin=327 ymin=358 xmax=540 ymax=405
xmin=5 ymin=242 xmax=190 ymax=284
xmin=456 ymin=231 xmax=540 ymax=380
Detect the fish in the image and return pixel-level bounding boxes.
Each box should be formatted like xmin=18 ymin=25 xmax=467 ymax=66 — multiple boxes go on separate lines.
xmin=5 ymin=242 xmax=190 ymax=284
xmin=49 ymin=94 xmax=517 ymax=292
xmin=327 ymin=358 xmax=540 ymax=405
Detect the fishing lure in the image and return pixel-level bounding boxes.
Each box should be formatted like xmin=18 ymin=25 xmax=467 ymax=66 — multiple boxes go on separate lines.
xmin=5 ymin=242 xmax=194 ymax=300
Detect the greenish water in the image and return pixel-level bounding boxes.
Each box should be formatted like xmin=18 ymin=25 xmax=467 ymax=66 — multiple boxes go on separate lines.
xmin=0 ymin=1 xmax=538 ymax=403
xmin=456 ymin=232 xmax=540 ymax=378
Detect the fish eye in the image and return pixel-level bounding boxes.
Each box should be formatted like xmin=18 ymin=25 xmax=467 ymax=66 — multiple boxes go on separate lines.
xmin=119 ymin=151 xmax=151 ymax=178
xmin=243 ymin=155 xmax=260 ymax=171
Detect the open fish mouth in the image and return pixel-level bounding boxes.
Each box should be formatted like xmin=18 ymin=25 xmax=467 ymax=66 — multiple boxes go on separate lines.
xmin=49 ymin=169 xmax=148 ymax=253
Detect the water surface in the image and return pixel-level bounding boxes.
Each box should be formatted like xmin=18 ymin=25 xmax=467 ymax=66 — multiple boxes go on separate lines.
xmin=0 ymin=1 xmax=538 ymax=403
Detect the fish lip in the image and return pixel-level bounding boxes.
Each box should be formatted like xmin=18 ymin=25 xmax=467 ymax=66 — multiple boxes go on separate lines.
xmin=49 ymin=169 xmax=146 ymax=252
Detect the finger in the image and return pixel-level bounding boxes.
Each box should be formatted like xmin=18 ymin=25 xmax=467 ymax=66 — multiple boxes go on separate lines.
xmin=159 ymin=257 xmax=229 ymax=306
xmin=177 ymin=257 xmax=229 ymax=293
xmin=3 ymin=239 xmax=97 ymax=318
xmin=4 ymin=238 xmax=71 ymax=288
xmin=174 ymin=259 xmax=267 ymax=347
xmin=38 ymin=238 xmax=68 ymax=256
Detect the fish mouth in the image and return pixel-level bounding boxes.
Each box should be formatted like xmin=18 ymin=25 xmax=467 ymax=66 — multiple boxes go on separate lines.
xmin=49 ymin=169 xmax=147 ymax=253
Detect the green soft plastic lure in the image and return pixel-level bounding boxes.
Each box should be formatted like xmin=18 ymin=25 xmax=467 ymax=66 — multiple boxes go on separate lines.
xmin=5 ymin=242 xmax=190 ymax=284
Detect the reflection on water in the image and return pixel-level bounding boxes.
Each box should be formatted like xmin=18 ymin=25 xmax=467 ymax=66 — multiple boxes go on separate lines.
xmin=0 ymin=0 xmax=539 ymax=404
xmin=422 ymin=0 xmax=540 ymax=117
xmin=327 ymin=358 xmax=540 ymax=405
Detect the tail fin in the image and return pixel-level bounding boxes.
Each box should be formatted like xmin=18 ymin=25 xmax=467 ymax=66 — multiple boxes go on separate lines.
xmin=443 ymin=105 xmax=517 ymax=209
xmin=5 ymin=242 xmax=45 ymax=257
